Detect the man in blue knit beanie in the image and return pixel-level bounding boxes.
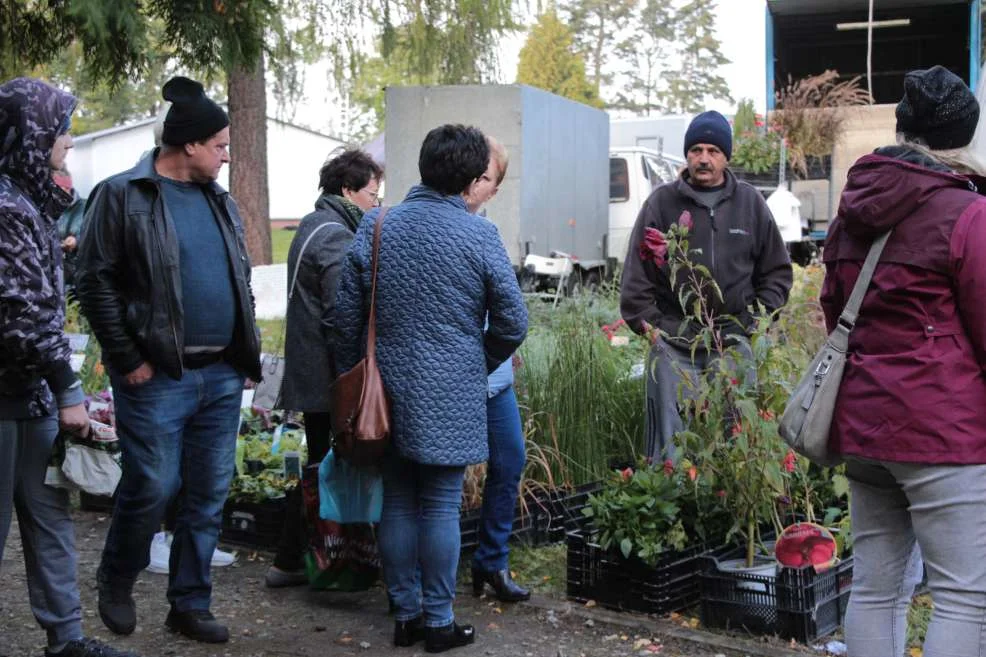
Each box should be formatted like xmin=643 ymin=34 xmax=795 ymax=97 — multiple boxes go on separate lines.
xmin=619 ymin=108 xmax=793 ymax=461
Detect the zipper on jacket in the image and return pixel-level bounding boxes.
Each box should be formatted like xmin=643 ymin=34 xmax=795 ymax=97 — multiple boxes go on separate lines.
xmin=708 ymin=206 xmax=717 ymax=277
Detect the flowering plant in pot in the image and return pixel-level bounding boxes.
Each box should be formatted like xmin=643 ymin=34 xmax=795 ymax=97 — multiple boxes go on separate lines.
xmin=582 ymin=458 xmax=733 ymax=566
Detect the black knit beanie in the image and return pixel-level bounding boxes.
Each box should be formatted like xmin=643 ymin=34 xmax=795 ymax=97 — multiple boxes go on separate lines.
xmin=683 ymin=110 xmax=733 ymax=160
xmin=896 ymin=65 xmax=979 ymax=150
xmin=161 ymin=76 xmax=229 ymax=146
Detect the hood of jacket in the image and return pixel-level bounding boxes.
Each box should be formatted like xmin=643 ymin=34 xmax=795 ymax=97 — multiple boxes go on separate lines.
xmin=838 ymin=149 xmax=979 ymax=240
xmin=0 ymin=78 xmax=77 ymax=217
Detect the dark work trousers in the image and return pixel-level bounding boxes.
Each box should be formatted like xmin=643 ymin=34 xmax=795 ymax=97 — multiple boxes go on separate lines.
xmin=272 ymin=411 xmax=332 ymax=571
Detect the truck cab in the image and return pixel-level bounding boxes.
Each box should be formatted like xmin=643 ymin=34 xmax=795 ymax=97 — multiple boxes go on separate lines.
xmin=608 ymin=147 xmax=683 ymax=264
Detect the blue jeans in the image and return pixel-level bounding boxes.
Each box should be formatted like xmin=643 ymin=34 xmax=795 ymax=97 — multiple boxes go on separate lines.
xmin=473 ymin=387 xmax=526 ymax=573
xmin=844 ymin=458 xmax=986 ymax=657
xmin=379 ymin=454 xmax=465 ymax=627
xmin=101 ymin=362 xmax=243 ymax=612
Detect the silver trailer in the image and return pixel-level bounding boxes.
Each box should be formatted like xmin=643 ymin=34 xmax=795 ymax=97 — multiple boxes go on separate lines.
xmin=385 ymin=84 xmax=611 ymax=295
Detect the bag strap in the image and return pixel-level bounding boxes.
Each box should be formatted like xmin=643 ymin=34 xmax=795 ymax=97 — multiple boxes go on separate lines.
xmin=288 ymin=221 xmax=334 ymax=300
xmin=837 ymin=230 xmax=892 ymax=331
xmin=366 ymin=207 xmax=389 ymax=360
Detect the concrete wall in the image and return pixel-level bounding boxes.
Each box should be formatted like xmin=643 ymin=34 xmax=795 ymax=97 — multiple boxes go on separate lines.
xmin=824 ymin=104 xmax=897 ymax=230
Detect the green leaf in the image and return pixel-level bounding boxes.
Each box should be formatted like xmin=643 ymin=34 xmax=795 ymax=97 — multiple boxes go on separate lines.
xmin=620 ymin=538 xmax=633 ymax=559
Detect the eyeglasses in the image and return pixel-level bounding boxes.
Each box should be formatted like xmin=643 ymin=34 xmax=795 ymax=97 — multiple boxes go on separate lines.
xmin=363 ymin=187 xmax=380 ymax=204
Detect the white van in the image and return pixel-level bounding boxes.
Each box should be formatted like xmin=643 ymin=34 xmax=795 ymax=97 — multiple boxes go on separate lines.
xmin=608 ymin=147 xmax=683 ymax=264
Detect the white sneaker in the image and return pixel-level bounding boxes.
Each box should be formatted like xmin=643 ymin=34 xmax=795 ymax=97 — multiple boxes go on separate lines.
xmin=210 ymin=545 xmax=236 ymax=568
xmin=144 ymin=531 xmax=237 ymax=574
xmin=146 ymin=531 xmax=171 ymax=574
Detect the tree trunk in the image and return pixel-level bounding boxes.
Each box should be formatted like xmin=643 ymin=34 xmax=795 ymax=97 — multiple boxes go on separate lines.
xmin=227 ymin=57 xmax=271 ymax=265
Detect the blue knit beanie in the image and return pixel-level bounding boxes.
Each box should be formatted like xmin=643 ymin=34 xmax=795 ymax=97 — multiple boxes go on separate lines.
xmin=683 ymin=111 xmax=732 ymax=160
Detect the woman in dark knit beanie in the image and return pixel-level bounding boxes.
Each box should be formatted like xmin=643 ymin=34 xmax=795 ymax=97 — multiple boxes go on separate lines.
xmin=820 ymin=65 xmax=986 ymax=657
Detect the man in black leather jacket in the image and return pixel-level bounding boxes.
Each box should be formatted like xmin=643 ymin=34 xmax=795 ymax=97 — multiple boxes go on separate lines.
xmin=75 ymin=77 xmax=261 ymax=645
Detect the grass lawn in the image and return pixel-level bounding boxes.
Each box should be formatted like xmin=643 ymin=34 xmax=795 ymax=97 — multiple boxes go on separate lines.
xmin=271 ymin=227 xmax=295 ymax=265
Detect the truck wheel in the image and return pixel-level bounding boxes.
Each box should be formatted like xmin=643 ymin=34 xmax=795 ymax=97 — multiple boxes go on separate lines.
xmin=584 ymin=271 xmax=601 ymax=294
xmin=787 ymin=242 xmax=816 ymax=267
xmin=565 ymin=271 xmax=583 ymax=297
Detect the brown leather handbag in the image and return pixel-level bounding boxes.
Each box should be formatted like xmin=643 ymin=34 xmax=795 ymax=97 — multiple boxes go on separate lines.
xmin=332 ymin=208 xmax=391 ymax=466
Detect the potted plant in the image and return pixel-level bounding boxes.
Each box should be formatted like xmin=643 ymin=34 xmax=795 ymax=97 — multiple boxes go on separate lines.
xmin=568 ymin=460 xmax=731 ymax=614
xmin=771 ymin=70 xmax=870 ymax=179
xmin=730 ymin=99 xmax=784 ymax=186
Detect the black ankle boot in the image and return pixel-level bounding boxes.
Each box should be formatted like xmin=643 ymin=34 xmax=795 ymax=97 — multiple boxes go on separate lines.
xmin=393 ymin=616 xmax=425 ymax=647
xmin=472 ymin=566 xmax=531 ymax=602
xmin=424 ymin=622 xmax=475 ymax=653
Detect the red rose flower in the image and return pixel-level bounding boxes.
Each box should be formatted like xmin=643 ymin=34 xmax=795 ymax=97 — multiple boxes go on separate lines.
xmin=639 ymin=227 xmax=668 ymax=267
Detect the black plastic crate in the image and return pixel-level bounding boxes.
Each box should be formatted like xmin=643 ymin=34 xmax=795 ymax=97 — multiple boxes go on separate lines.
xmin=221 ymin=498 xmax=289 ymax=549
xmin=566 ymin=530 xmax=708 ymax=615
xmin=699 ymin=549 xmax=853 ymax=643
xmin=544 ymin=481 xmax=602 ymax=541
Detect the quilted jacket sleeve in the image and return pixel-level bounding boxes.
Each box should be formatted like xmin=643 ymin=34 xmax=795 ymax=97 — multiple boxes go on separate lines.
xmin=333 ymin=217 xmax=371 ymax=375
xmin=0 ymin=209 xmax=79 ymax=399
xmin=483 ymin=224 xmax=528 ymax=373
xmin=75 ymin=182 xmax=145 ymax=375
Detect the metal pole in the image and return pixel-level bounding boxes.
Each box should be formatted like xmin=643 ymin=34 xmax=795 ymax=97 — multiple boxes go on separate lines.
xmin=867 ymin=0 xmax=875 ymax=102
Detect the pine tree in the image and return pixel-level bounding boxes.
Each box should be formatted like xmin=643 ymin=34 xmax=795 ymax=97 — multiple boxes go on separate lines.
xmin=611 ymin=0 xmax=676 ymax=114
xmin=561 ymin=0 xmax=638 ymax=99
xmin=516 ymin=10 xmax=602 ymax=108
xmin=660 ymin=0 xmax=733 ymax=114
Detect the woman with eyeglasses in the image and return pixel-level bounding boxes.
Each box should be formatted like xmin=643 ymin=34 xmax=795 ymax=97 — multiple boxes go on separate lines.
xmin=265 ymin=148 xmax=383 ymax=588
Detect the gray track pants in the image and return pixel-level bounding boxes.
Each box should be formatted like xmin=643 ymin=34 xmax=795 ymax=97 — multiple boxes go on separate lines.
xmin=0 ymin=416 xmax=82 ymax=648
xmin=844 ymin=458 xmax=986 ymax=657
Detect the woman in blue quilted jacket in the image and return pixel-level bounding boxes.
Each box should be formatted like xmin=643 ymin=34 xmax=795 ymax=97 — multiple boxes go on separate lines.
xmin=334 ymin=124 xmax=528 ymax=653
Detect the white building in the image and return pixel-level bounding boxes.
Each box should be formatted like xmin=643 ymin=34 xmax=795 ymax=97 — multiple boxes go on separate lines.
xmin=68 ymin=116 xmax=346 ymax=224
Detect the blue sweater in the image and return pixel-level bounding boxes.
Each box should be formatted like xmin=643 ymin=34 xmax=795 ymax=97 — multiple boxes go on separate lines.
xmin=335 ymin=185 xmax=528 ymax=466
xmin=159 ymin=177 xmax=235 ymax=349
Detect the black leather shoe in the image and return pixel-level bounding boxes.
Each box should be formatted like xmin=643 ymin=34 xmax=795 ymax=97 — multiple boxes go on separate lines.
xmin=393 ymin=616 xmax=425 ymax=647
xmin=424 ymin=623 xmax=475 ymax=653
xmin=472 ymin=566 xmax=531 ymax=602
xmin=45 ymin=637 xmax=140 ymax=657
xmin=165 ymin=608 xmax=230 ymax=643
xmin=96 ymin=568 xmax=136 ymax=636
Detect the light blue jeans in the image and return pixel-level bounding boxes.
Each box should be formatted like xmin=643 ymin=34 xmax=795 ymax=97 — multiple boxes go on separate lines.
xmin=472 ymin=387 xmax=526 ymax=573
xmin=844 ymin=458 xmax=986 ymax=657
xmin=379 ymin=454 xmax=465 ymax=628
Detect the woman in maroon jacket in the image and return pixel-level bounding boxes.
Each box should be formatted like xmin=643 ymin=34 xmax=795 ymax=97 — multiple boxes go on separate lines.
xmin=821 ymin=66 xmax=986 ymax=657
